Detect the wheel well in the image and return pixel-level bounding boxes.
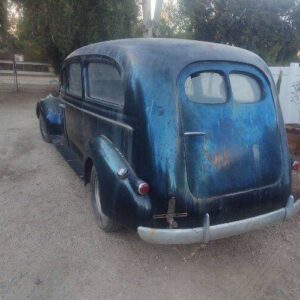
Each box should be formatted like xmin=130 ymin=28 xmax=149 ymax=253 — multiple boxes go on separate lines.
xmin=84 ymin=158 xmax=93 ymax=185
xmin=36 ymin=105 xmax=40 ymax=118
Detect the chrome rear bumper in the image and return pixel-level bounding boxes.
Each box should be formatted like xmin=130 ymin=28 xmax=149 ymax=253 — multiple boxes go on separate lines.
xmin=138 ymin=196 xmax=300 ymax=245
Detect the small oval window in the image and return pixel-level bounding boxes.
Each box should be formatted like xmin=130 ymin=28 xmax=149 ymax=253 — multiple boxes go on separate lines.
xmin=185 ymin=72 xmax=227 ymax=104
xmin=229 ymin=73 xmax=262 ymax=103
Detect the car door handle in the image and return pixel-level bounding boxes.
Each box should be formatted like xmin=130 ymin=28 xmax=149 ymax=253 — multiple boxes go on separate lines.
xmin=183 ymin=131 xmax=206 ymax=136
xmin=59 ymin=103 xmax=66 ymax=108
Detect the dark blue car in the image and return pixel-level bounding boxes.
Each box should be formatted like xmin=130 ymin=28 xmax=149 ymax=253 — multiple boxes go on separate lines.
xmin=36 ymin=39 xmax=300 ymax=244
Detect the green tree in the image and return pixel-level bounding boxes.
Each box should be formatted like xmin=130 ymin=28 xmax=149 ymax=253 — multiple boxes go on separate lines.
xmin=0 ymin=0 xmax=7 ymax=45
xmin=0 ymin=0 xmax=19 ymax=57
xmin=15 ymin=0 xmax=140 ymax=72
xmin=156 ymin=0 xmax=191 ymax=38
xmin=0 ymin=0 xmax=7 ymax=39
xmin=166 ymin=0 xmax=300 ymax=64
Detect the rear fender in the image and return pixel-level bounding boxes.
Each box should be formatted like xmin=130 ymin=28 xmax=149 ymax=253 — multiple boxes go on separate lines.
xmin=36 ymin=94 xmax=64 ymax=136
xmin=88 ymin=136 xmax=152 ymax=228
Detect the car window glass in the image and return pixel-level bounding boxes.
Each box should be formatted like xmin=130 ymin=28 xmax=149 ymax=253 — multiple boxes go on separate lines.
xmin=185 ymin=72 xmax=227 ymax=104
xmin=229 ymin=73 xmax=262 ymax=103
xmin=88 ymin=62 xmax=124 ymax=106
xmin=68 ymin=63 xmax=82 ymax=97
xmin=61 ymin=68 xmax=67 ymax=92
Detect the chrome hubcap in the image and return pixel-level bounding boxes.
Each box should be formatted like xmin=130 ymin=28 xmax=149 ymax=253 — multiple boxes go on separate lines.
xmin=40 ymin=117 xmax=47 ymax=138
xmin=93 ymin=172 xmax=109 ymax=228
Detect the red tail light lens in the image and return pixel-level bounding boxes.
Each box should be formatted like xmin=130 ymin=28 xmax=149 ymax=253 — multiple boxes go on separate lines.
xmin=292 ymin=161 xmax=300 ymax=171
xmin=138 ymin=182 xmax=150 ymax=195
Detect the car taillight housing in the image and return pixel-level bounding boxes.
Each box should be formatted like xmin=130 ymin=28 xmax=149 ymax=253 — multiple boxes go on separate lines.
xmin=292 ymin=161 xmax=300 ymax=171
xmin=138 ymin=182 xmax=150 ymax=195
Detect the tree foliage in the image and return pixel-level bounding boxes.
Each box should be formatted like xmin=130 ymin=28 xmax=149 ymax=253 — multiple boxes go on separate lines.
xmin=1 ymin=0 xmax=300 ymax=67
xmin=15 ymin=0 xmax=140 ymax=72
xmin=175 ymin=0 xmax=300 ymax=64
xmin=0 ymin=0 xmax=7 ymax=35
xmin=0 ymin=0 xmax=20 ymax=58
xmin=156 ymin=0 xmax=190 ymax=38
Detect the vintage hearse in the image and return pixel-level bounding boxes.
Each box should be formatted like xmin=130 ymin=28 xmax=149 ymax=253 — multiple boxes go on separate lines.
xmin=36 ymin=38 xmax=300 ymax=244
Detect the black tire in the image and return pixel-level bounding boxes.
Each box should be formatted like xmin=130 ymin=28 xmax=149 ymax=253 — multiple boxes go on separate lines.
xmin=39 ymin=115 xmax=51 ymax=143
xmin=91 ymin=167 xmax=121 ymax=232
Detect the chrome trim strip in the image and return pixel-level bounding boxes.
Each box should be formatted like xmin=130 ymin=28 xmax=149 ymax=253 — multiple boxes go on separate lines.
xmin=184 ymin=131 xmax=206 ymax=136
xmin=138 ymin=196 xmax=300 ymax=245
xmin=60 ymin=98 xmax=133 ymax=132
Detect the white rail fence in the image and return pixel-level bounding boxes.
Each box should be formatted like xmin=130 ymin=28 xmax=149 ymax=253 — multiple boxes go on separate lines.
xmin=0 ymin=59 xmax=58 ymax=90
xmin=270 ymin=63 xmax=300 ymax=125
xmin=1 ymin=59 xmax=300 ymax=125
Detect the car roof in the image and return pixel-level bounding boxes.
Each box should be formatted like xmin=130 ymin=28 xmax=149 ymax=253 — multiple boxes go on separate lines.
xmin=66 ymin=38 xmax=269 ymax=75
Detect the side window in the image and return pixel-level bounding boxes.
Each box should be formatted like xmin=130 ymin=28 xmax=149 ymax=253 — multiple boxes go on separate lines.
xmin=67 ymin=63 xmax=82 ymax=97
xmin=87 ymin=62 xmax=124 ymax=107
xmin=229 ymin=73 xmax=262 ymax=103
xmin=185 ymin=72 xmax=227 ymax=104
xmin=61 ymin=68 xmax=67 ymax=92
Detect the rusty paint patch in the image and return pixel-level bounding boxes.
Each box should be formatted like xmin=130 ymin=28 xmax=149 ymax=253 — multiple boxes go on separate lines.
xmin=210 ymin=151 xmax=231 ymax=168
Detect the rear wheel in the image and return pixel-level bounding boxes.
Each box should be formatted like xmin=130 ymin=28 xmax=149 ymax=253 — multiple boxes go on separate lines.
xmin=39 ymin=115 xmax=51 ymax=143
xmin=91 ymin=167 xmax=121 ymax=232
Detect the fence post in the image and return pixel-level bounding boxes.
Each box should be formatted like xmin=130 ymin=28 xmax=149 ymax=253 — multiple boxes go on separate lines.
xmin=286 ymin=63 xmax=299 ymax=123
xmin=276 ymin=70 xmax=283 ymax=93
xmin=13 ymin=56 xmax=19 ymax=91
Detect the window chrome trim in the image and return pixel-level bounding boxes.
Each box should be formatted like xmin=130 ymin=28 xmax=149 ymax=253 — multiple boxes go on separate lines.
xmin=184 ymin=131 xmax=206 ymax=136
xmin=60 ymin=98 xmax=132 ymax=132
xmin=84 ymin=58 xmax=125 ymax=110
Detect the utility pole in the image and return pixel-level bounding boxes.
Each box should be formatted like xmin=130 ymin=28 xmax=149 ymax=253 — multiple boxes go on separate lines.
xmin=142 ymin=0 xmax=163 ymax=38
xmin=142 ymin=0 xmax=152 ymax=37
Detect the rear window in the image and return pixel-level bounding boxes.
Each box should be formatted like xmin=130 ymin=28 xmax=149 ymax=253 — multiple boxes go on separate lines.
xmin=229 ymin=73 xmax=262 ymax=103
xmin=67 ymin=63 xmax=82 ymax=97
xmin=87 ymin=62 xmax=124 ymax=107
xmin=185 ymin=72 xmax=227 ymax=104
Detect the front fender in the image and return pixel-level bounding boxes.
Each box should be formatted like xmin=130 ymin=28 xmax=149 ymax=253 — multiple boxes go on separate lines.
xmin=36 ymin=94 xmax=64 ymax=136
xmin=88 ymin=136 xmax=152 ymax=228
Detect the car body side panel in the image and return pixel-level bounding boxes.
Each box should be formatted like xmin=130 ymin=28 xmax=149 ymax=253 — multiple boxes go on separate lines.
xmin=36 ymin=95 xmax=64 ymax=136
xmin=87 ymin=135 xmax=152 ymax=227
xmin=125 ymin=66 xmax=196 ymax=222
xmin=82 ymin=100 xmax=133 ymax=163
xmin=63 ymin=95 xmax=84 ymax=158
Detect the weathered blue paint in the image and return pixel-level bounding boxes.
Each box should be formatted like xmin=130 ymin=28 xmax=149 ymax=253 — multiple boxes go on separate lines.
xmin=36 ymin=95 xmax=64 ymax=136
xmin=87 ymin=135 xmax=152 ymax=227
xmin=179 ymin=62 xmax=282 ymax=197
xmin=36 ymin=39 xmax=292 ymax=231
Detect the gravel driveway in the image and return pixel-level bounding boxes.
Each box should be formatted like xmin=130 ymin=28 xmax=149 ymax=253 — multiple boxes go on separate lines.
xmin=0 ymin=86 xmax=299 ymax=300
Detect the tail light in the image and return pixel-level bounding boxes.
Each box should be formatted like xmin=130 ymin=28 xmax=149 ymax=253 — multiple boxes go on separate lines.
xmin=138 ymin=182 xmax=150 ymax=195
xmin=292 ymin=161 xmax=300 ymax=171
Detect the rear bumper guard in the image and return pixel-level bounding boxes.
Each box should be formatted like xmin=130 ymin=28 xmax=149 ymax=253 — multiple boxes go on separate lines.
xmin=138 ymin=195 xmax=300 ymax=245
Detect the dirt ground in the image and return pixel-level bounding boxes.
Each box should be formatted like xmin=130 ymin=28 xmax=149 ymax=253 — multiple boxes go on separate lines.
xmin=0 ymin=86 xmax=300 ymax=300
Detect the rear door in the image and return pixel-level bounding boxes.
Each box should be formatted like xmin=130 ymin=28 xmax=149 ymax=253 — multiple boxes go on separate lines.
xmin=82 ymin=57 xmax=132 ymax=161
xmin=62 ymin=61 xmax=84 ymax=158
xmin=179 ymin=62 xmax=282 ymax=199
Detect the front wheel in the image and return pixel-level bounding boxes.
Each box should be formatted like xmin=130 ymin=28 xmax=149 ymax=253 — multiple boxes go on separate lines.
xmin=91 ymin=167 xmax=121 ymax=232
xmin=39 ymin=115 xmax=51 ymax=143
